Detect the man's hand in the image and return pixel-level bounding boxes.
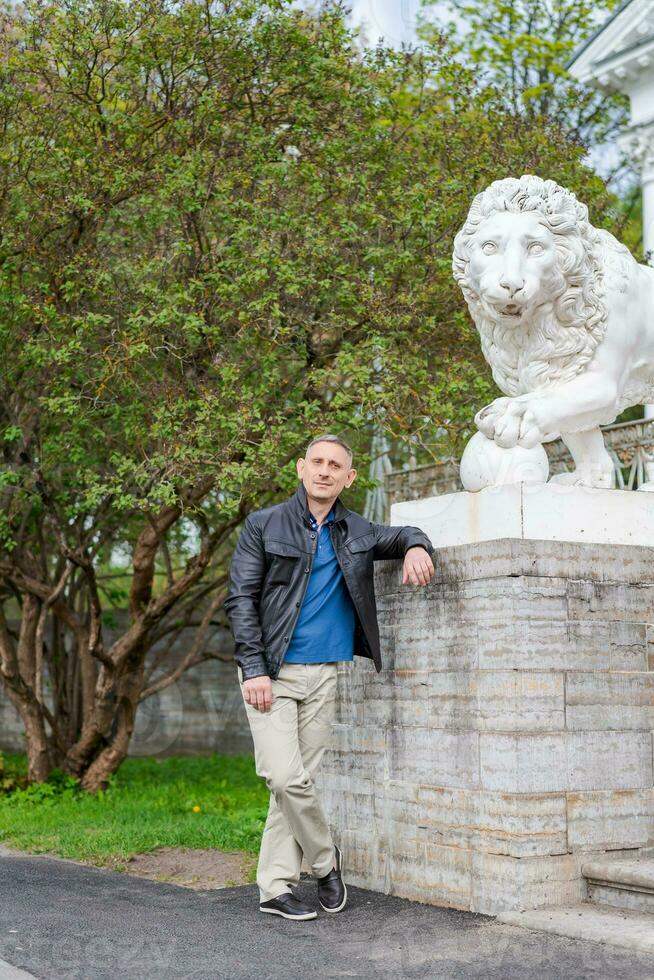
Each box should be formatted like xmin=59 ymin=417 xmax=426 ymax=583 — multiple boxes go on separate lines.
xmin=243 ymin=675 xmax=273 ymax=712
xmin=402 ymin=546 xmax=435 ymax=586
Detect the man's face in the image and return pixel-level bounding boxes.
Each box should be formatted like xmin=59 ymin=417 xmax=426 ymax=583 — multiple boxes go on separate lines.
xmin=296 ymin=441 xmax=357 ymax=503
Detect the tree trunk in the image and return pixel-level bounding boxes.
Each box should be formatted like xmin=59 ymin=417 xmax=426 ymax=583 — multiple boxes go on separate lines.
xmin=1 ymin=597 xmax=52 ymax=781
xmin=79 ymin=654 xmax=146 ymax=792
xmin=20 ymin=696 xmax=52 ymax=783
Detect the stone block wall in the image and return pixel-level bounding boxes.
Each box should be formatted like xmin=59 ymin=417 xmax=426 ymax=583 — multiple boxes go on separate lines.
xmin=316 ymin=538 xmax=654 ymax=915
xmin=0 ymin=621 xmax=250 ymax=758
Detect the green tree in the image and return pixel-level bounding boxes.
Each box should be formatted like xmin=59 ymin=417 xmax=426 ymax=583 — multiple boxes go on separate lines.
xmin=0 ymin=0 xmax=617 ymax=790
xmin=420 ymin=1 xmax=629 ymax=157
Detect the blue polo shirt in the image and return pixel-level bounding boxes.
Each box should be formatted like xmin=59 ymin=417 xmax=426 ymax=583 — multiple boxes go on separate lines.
xmin=283 ymin=507 xmax=355 ymax=664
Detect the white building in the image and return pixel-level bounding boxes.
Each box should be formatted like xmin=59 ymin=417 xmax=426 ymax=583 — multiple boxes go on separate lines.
xmin=568 ymin=0 xmax=654 ymax=258
xmin=569 ymin=0 xmax=654 ymax=419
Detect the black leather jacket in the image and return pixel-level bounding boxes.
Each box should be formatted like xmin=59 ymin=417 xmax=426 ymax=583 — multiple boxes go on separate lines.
xmin=223 ymin=481 xmax=434 ymax=680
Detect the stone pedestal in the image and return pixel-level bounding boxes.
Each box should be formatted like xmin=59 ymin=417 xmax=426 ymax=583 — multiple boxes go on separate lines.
xmin=390 ymin=482 xmax=654 ymax=549
xmin=317 ymin=526 xmax=654 ymax=915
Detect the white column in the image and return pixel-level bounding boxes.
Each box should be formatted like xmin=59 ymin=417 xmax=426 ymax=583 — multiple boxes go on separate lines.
xmin=622 ymin=123 xmax=654 ymax=418
xmin=642 ymin=170 xmax=654 ymax=419
xmin=642 ymin=169 xmax=654 ymax=260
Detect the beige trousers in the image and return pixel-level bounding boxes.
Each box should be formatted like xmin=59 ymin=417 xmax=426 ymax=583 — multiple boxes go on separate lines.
xmin=237 ymin=660 xmax=339 ymax=902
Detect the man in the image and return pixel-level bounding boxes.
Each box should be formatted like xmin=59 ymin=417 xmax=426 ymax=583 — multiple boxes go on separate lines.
xmin=223 ymin=434 xmax=435 ymax=921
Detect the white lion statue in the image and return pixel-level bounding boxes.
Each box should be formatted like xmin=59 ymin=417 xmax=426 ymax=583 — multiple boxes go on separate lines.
xmin=452 ymin=174 xmax=654 ymax=488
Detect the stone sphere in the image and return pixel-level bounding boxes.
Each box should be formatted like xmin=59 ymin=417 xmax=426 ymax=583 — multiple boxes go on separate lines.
xmin=460 ymin=431 xmax=549 ymax=491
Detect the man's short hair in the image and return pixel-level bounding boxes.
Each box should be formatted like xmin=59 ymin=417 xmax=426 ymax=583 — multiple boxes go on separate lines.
xmin=304 ymin=433 xmax=353 ymax=467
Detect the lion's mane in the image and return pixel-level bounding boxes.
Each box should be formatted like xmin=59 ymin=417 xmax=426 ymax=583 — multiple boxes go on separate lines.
xmin=452 ymin=175 xmax=631 ymax=397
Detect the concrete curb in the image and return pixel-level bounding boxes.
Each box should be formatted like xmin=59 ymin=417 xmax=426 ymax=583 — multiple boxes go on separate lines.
xmin=0 ymin=958 xmax=38 ymax=979
xmin=500 ymin=904 xmax=654 ymax=954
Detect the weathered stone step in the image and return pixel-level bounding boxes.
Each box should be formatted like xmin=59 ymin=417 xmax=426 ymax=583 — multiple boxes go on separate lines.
xmin=582 ymin=859 xmax=654 ymax=914
xmin=499 ymin=904 xmax=654 ymax=954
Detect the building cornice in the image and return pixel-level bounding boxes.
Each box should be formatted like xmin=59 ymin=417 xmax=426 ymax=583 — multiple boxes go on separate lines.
xmin=567 ymin=0 xmax=654 ymax=92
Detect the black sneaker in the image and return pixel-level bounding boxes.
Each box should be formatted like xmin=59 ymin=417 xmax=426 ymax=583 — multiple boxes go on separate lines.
xmin=316 ymin=844 xmax=347 ymax=913
xmin=259 ymin=891 xmax=318 ymax=920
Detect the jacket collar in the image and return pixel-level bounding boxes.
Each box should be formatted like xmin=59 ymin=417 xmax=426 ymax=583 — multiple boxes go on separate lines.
xmin=289 ymin=480 xmax=350 ymax=528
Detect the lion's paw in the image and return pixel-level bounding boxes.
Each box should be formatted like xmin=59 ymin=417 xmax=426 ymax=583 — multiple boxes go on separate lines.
xmin=549 ymin=468 xmax=614 ymax=489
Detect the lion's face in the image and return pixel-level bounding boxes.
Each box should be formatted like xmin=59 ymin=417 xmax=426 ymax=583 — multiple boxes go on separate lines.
xmin=465 ymin=211 xmax=564 ymax=324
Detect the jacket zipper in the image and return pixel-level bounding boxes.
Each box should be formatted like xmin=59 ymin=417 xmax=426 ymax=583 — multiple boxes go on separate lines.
xmin=276 ymin=528 xmax=319 ymax=675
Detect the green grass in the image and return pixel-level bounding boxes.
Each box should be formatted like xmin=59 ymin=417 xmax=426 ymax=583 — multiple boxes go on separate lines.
xmin=0 ymin=753 xmax=268 ymax=881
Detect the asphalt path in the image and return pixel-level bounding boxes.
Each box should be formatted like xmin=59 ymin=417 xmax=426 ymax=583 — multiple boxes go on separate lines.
xmin=2 ymin=847 xmax=654 ymax=980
